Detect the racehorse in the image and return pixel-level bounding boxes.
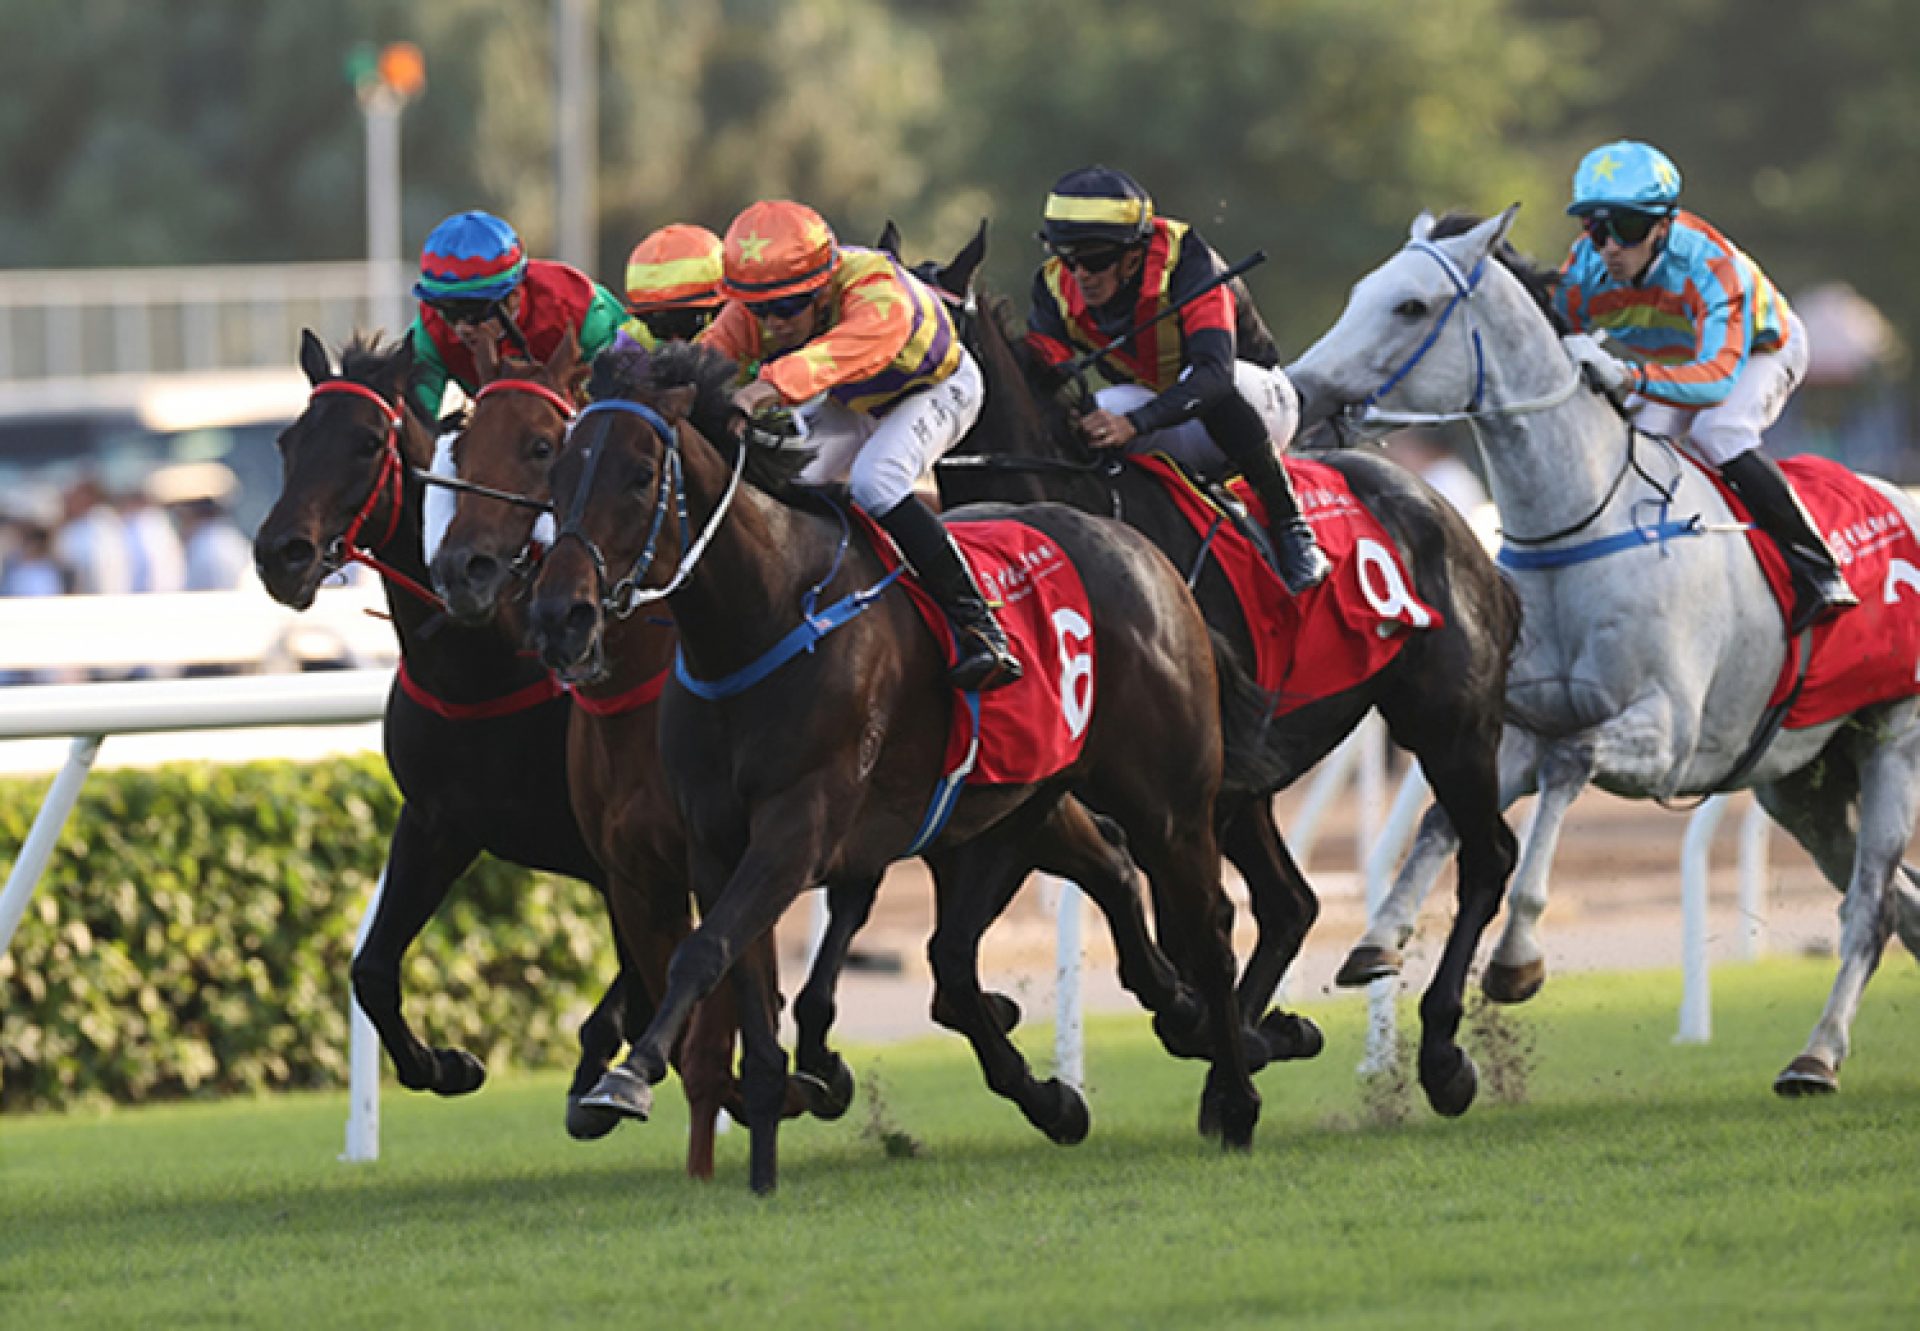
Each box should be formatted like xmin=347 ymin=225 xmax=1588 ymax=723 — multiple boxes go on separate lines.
xmin=252 ymin=330 xmax=635 ymax=1134
xmin=425 ymin=333 xmax=840 ymax=1175
xmin=925 ymin=230 xmax=1522 ymax=1117
xmin=1287 ymin=208 xmax=1920 ymax=1094
xmin=531 ymin=341 xmax=1263 ymax=1192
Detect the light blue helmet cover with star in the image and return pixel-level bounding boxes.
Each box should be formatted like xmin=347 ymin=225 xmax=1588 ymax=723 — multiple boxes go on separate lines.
xmin=1568 ymin=141 xmax=1682 ymax=216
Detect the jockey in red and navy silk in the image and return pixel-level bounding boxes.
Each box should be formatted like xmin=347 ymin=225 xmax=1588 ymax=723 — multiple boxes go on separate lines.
xmin=1553 ymin=141 xmax=1854 ymax=633
xmin=701 ymin=200 xmax=1020 ymax=692
xmin=408 ymin=210 xmax=627 ymax=420
xmin=1026 ymin=166 xmax=1329 ymax=595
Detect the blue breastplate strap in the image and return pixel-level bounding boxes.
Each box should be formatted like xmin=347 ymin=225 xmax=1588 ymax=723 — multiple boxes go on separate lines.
xmin=905 ymin=690 xmax=981 ymax=857
xmin=672 ymin=566 xmax=904 ymax=700
xmin=1497 ymin=516 xmax=1708 ymax=571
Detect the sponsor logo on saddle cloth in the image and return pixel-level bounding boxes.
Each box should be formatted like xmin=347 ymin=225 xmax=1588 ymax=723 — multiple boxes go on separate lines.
xmin=872 ymin=517 xmax=1096 ymax=785
xmin=1132 ymin=453 xmax=1441 ymax=715
xmin=1703 ymin=454 xmax=1920 ymax=728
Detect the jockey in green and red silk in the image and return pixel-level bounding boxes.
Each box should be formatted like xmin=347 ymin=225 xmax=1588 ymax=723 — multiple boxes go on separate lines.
xmin=1553 ymin=140 xmax=1856 ymax=633
xmin=700 ymin=199 xmax=1020 ymax=691
xmin=1026 ymin=165 xmax=1330 ymax=595
xmin=408 ymin=210 xmax=626 ymax=419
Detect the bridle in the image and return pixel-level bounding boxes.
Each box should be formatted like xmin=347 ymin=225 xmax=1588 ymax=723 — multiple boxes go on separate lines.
xmin=414 ymin=378 xmax=574 ymax=514
xmin=304 ymin=380 xmax=442 ymax=606
xmin=551 ymin=399 xmax=747 ymax=619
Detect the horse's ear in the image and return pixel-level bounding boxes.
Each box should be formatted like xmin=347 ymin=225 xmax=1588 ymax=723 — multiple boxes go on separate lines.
xmin=1409 ymin=211 xmax=1437 ymax=242
xmin=298 ymin=329 xmax=333 ymax=386
xmin=654 ymin=383 xmax=698 ymax=424
xmin=546 ymin=326 xmax=581 ymax=378
xmin=1457 ymin=206 xmax=1520 ymax=264
xmin=939 ymin=219 xmax=989 ymax=297
xmin=876 ymin=219 xmax=903 ymax=259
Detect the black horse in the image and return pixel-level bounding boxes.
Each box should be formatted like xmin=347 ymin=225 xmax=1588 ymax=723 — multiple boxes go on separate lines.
xmin=252 ymin=330 xmax=633 ymax=1137
xmin=529 ymin=343 xmax=1267 ymax=1192
xmin=925 ymin=228 xmax=1523 ymax=1116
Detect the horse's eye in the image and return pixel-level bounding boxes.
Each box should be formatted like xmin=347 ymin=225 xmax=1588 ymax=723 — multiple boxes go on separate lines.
xmin=529 ymin=435 xmax=555 ymax=461
xmin=1394 ymin=299 xmax=1429 ymax=319
xmin=359 ymin=427 xmax=386 ymax=456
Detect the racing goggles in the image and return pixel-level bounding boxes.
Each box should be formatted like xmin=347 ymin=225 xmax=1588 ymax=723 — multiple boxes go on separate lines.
xmin=429 ymin=296 xmax=501 ymax=325
xmin=1052 ymin=243 xmax=1129 ymax=275
xmin=1582 ymin=209 xmax=1662 ymax=249
xmin=747 ymin=290 xmax=819 ymax=320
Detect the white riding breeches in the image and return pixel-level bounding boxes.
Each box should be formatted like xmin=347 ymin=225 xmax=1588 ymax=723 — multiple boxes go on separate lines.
xmin=1096 ymin=360 xmax=1301 ymax=472
xmin=794 ymin=348 xmax=985 ymax=514
xmin=1628 ymin=311 xmax=1810 ymax=465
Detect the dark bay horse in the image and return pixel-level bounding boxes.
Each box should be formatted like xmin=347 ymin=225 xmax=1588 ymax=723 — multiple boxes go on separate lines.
xmin=926 ymin=232 xmax=1522 ymax=1117
xmin=252 ymin=330 xmax=638 ymax=1140
xmin=529 ymin=342 xmax=1261 ymax=1192
xmin=425 ymin=335 xmax=841 ymax=1176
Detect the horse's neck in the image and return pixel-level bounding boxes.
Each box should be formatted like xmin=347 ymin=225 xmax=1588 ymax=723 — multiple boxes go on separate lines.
xmin=583 ymin=612 xmax=677 ymax=701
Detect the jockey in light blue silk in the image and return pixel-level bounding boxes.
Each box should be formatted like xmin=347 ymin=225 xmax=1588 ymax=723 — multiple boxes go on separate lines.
xmin=1552 ymin=140 xmax=1856 ymax=634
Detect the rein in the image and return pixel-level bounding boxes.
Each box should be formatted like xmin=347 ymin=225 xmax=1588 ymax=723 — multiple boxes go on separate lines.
xmin=306 ymin=380 xmax=444 ymax=609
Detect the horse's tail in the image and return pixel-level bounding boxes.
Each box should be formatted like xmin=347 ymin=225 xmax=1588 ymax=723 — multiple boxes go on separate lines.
xmin=1211 ymin=629 xmax=1291 ymax=795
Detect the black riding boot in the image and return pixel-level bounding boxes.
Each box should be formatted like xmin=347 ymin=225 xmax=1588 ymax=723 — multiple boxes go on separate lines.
xmin=1204 ymin=392 xmax=1330 ymax=595
xmin=876 ymin=497 xmax=1023 ymax=692
xmin=1719 ymin=449 xmax=1859 ymax=635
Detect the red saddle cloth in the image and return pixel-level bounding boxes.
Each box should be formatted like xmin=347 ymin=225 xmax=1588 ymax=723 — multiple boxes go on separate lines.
xmin=1132 ymin=453 xmax=1442 ymax=715
xmin=857 ymin=511 xmax=1096 ymax=786
xmin=1696 ymin=453 xmax=1920 ymax=728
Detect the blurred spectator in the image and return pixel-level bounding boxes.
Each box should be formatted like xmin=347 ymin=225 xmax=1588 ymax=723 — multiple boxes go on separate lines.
xmin=119 ymin=487 xmax=187 ymax=594
xmin=1 ymin=518 xmax=66 ymax=597
xmin=149 ymin=463 xmax=254 ymax=592
xmin=52 ymin=475 xmax=132 ymax=595
xmin=1383 ymin=428 xmax=1489 ymax=519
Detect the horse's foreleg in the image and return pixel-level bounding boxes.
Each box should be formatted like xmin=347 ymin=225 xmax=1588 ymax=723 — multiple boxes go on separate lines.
xmin=349 ymin=804 xmax=486 ymax=1095
xmin=792 ymin=877 xmax=879 ymax=1121
xmin=1777 ymin=733 xmax=1920 ymax=1094
xmin=727 ymin=932 xmax=791 ymax=1194
xmin=1484 ymin=739 xmax=1593 ymax=1003
xmin=1220 ymin=800 xmax=1323 ymax=1063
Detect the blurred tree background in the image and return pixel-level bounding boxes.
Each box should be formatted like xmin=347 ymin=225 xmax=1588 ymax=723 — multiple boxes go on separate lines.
xmin=2 ymin=0 xmax=1912 ymax=382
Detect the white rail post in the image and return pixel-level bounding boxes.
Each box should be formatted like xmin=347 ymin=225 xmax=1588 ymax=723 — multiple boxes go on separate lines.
xmin=0 ymin=735 xmax=104 ymax=955
xmin=1677 ymin=794 xmax=1730 ymax=1043
xmin=1352 ymin=717 xmax=1397 ymax=1075
xmin=1738 ymin=798 xmax=1771 ymax=961
xmin=341 ymin=868 xmax=389 ymax=1163
xmin=1052 ymin=877 xmax=1085 ymax=1090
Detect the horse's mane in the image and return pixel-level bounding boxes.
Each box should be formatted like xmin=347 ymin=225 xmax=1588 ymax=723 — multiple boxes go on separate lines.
xmin=339 ymin=330 xmax=412 ymax=385
xmin=1427 ymin=212 xmax=1569 ymax=335
xmin=588 ymin=339 xmax=820 ymax=500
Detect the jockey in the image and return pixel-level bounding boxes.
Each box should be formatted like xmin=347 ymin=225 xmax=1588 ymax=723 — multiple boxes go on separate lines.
xmin=408 ymin=210 xmax=627 ymax=419
xmin=701 ymin=199 xmax=1020 ymax=691
xmin=1555 ymin=140 xmax=1857 ymax=634
xmin=621 ymin=223 xmax=727 ymax=349
xmin=1026 ymin=166 xmax=1330 ymax=595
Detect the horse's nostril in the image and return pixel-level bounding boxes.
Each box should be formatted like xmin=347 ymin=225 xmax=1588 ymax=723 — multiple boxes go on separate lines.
xmin=465 ymin=552 xmax=501 ymax=585
xmin=564 ymin=602 xmax=597 ymax=639
xmin=272 ymin=536 xmax=317 ymax=575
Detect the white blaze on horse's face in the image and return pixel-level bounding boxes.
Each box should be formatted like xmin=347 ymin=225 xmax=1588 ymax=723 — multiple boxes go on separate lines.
xmin=1288 ymin=206 xmax=1519 ymax=424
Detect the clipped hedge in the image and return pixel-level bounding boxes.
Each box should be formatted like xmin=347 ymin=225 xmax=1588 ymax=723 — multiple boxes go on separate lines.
xmin=0 ymin=755 xmax=616 ymax=1112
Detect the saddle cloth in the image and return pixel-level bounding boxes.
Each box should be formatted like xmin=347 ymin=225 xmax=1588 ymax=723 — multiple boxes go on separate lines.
xmin=1697 ymin=453 xmax=1920 ymax=728
xmin=1133 ymin=453 xmax=1442 ymax=715
xmin=859 ymin=511 xmax=1096 ymax=785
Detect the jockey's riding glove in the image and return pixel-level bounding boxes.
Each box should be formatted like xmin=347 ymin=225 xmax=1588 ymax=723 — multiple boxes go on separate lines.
xmin=1561 ymin=333 xmax=1641 ymax=400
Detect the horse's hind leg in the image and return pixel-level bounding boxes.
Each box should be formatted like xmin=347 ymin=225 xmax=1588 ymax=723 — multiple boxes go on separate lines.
xmin=1760 ymin=721 xmax=1920 ymax=1094
xmin=348 ymin=804 xmax=487 ymax=1095
xmin=1220 ymin=799 xmax=1324 ymax=1063
xmin=791 ymin=876 xmax=882 ymax=1121
xmin=925 ymin=828 xmax=1091 ymax=1146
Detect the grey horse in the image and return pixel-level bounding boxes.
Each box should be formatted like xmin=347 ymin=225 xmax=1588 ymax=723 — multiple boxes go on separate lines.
xmin=1287 ymin=206 xmax=1920 ymax=1095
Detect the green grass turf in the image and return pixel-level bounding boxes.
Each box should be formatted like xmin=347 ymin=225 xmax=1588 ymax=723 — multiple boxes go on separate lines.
xmin=3 ymin=958 xmax=1917 ymax=1329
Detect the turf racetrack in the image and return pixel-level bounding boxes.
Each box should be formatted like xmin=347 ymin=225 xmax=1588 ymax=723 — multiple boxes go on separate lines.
xmin=4 ymin=959 xmax=1917 ymax=1328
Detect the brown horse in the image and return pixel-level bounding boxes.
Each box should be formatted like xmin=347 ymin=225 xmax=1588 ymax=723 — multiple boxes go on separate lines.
xmin=529 ymin=341 xmax=1263 ymax=1192
xmin=921 ymin=227 xmax=1522 ymax=1118
xmin=425 ymin=334 xmax=842 ymax=1176
xmin=252 ymin=331 xmax=635 ymax=1135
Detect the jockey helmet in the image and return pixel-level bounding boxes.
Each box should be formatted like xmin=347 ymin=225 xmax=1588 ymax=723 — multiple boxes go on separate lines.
xmin=1041 ymin=166 xmax=1155 ymax=252
xmin=414 ymin=211 xmax=528 ymax=303
xmin=718 ymin=201 xmax=839 ymax=304
xmin=1568 ymin=141 xmax=1683 ymax=217
xmin=625 ymin=224 xmax=726 ymax=313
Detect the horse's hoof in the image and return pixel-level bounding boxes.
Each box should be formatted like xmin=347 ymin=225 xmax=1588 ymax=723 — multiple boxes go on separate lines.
xmin=1258 ymin=1011 xmax=1326 ymax=1063
xmin=1420 ymin=1046 xmax=1480 ymax=1118
xmin=1773 ymin=1055 xmax=1839 ymax=1097
xmin=1031 ymin=1079 xmax=1090 ymax=1145
xmin=578 ymin=1065 xmax=654 ymax=1122
xmin=794 ymin=1055 xmax=857 ymax=1122
xmin=565 ymin=1095 xmax=624 ymax=1141
xmin=985 ymin=991 xmax=1022 ymax=1034
xmin=1336 ymin=944 xmax=1402 ymax=988
xmin=1481 ymin=958 xmax=1545 ymax=1005
xmin=1152 ymin=992 xmax=1210 ymax=1060
xmin=431 ymin=1047 xmax=487 ymax=1097
xmin=1214 ymin=1090 xmax=1259 ymax=1152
